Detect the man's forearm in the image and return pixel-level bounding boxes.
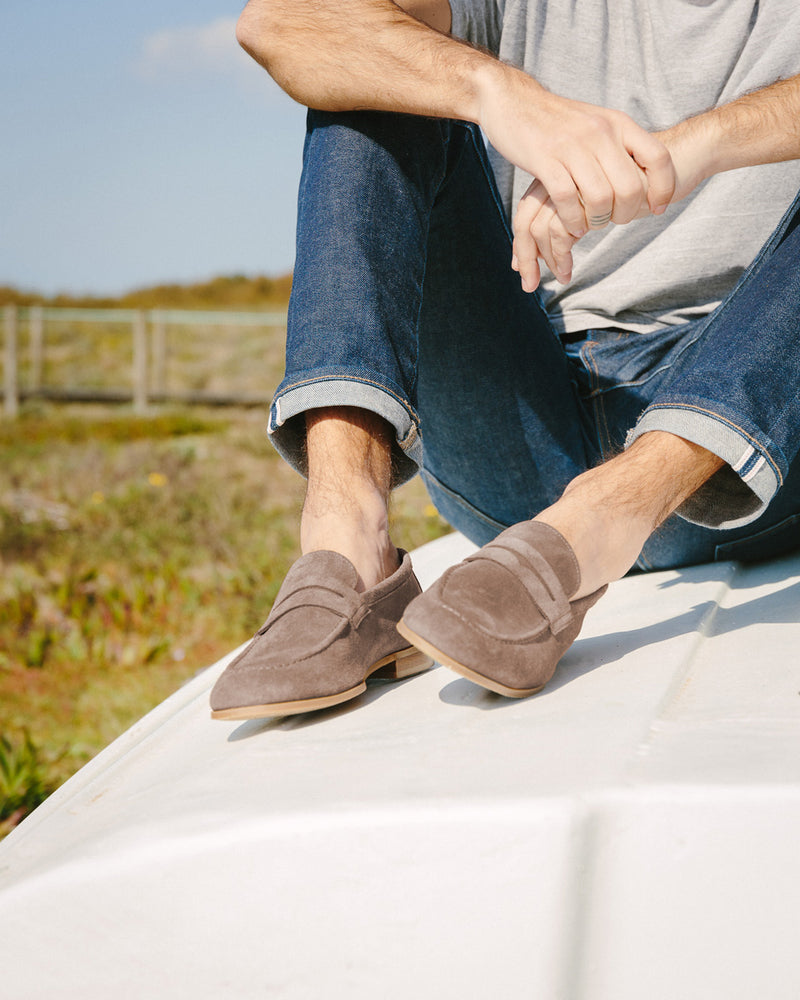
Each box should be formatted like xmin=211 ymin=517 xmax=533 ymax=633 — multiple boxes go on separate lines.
xmin=236 ymin=0 xmax=492 ymax=122
xmin=661 ymin=74 xmax=800 ymax=200
xmin=239 ymin=0 xmax=675 ymax=237
xmin=712 ymin=74 xmax=800 ymax=170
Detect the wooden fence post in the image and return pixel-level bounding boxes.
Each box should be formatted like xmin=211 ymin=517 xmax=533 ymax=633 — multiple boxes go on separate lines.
xmin=151 ymin=310 xmax=166 ymax=398
xmin=4 ymin=305 xmax=19 ymax=418
xmin=29 ymin=305 xmax=44 ymax=394
xmin=133 ymin=310 xmax=148 ymax=414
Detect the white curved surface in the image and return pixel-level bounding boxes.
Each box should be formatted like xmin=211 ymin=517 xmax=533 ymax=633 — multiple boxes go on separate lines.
xmin=1 ymin=532 xmax=800 ymax=999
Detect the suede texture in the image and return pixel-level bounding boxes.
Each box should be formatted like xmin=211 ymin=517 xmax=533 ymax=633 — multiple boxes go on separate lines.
xmin=210 ymin=549 xmax=423 ymax=712
xmin=401 ymin=522 xmax=606 ymax=693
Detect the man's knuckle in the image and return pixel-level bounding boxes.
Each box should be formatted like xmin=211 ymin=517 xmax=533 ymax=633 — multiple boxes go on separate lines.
xmin=648 ymin=145 xmax=673 ymax=172
xmin=584 ymin=113 xmax=614 ymax=139
xmin=531 ymin=224 xmax=549 ymax=246
xmin=616 ymin=178 xmax=644 ymax=205
xmin=548 ymin=180 xmax=576 ymax=207
xmin=585 ymin=194 xmax=613 ymax=218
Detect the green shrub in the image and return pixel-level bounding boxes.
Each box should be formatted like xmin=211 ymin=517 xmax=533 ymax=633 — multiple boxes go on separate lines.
xmin=0 ymin=730 xmax=56 ymax=825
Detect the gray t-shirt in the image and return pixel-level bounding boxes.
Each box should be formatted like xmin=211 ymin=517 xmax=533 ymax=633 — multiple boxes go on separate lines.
xmin=449 ymin=0 xmax=800 ymax=334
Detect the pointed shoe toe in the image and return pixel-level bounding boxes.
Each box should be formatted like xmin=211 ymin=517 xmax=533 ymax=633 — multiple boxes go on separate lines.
xmin=210 ymin=549 xmax=433 ymax=720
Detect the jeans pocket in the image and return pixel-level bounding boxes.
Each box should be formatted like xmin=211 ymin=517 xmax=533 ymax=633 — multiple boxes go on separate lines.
xmin=714 ymin=512 xmax=800 ymax=563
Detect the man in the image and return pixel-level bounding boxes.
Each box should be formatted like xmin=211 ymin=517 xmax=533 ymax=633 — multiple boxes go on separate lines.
xmin=210 ymin=0 xmax=800 ymax=718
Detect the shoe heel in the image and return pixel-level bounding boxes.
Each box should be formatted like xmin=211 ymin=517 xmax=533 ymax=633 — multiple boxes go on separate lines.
xmin=379 ymin=647 xmax=435 ymax=680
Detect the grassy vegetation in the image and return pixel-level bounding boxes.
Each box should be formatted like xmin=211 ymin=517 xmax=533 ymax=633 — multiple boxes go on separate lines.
xmin=4 ymin=274 xmax=292 ymax=404
xmin=0 ymin=272 xmax=292 ymax=310
xmin=0 ymin=405 xmax=450 ymax=837
xmin=0 ymin=276 xmax=450 ymax=836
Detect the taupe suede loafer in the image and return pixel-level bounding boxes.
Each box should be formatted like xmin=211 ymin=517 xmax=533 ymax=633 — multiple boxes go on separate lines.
xmin=397 ymin=522 xmax=606 ymax=698
xmin=210 ymin=548 xmax=433 ymax=719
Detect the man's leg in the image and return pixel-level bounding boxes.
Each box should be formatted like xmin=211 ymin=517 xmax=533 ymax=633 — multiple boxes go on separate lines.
xmin=560 ymin=187 xmax=800 ymax=579
xmin=212 ymin=110 xmax=590 ymax=718
xmin=302 ymin=407 xmax=397 ymax=592
xmin=273 ymin=110 xmax=595 ymax=549
xmin=536 ymin=431 xmax=724 ymax=598
xmin=400 ymin=188 xmax=800 ymax=697
xmin=398 ymin=430 xmax=725 ymax=697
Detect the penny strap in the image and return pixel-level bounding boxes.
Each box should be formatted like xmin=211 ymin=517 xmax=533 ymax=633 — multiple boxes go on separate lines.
xmin=465 ymin=532 xmax=574 ymax=637
xmin=259 ymin=584 xmax=361 ymax=634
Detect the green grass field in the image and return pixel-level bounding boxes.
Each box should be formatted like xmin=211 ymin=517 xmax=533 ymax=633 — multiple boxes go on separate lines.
xmin=0 ymin=404 xmax=450 ymax=836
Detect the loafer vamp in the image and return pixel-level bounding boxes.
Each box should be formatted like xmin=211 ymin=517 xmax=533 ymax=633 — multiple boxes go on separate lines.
xmin=403 ymin=581 xmax=569 ymax=692
xmin=438 ymin=560 xmax=551 ymax=641
xmin=401 ymin=522 xmax=605 ymax=694
xmin=260 ymin=601 xmax=353 ymax=665
xmin=211 ymin=620 xmax=372 ymax=710
xmin=210 ymin=548 xmax=426 ymax=714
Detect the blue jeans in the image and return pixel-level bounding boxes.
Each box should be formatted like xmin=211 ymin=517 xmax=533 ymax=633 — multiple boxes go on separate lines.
xmin=269 ymin=110 xmax=800 ymax=570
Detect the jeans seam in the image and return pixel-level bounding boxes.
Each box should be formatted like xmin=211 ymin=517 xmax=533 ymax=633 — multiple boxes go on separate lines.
xmin=713 ymin=511 xmax=800 ymax=560
xmin=431 ymin=119 xmax=466 ymax=201
xmin=463 ymin=124 xmax=514 ymax=246
xmin=274 ymin=373 xmax=421 ymax=426
xmin=422 ymin=468 xmax=511 ymax=532
xmin=409 ymin=121 xmax=454 ymax=400
xmin=583 ymin=339 xmax=615 ymax=456
xmin=594 ymin=395 xmax=613 ymax=458
xmin=677 ymin=186 xmax=800 ymax=355
xmin=584 ymin=339 xmax=600 ymax=392
xmin=584 ymin=360 xmax=678 ymax=397
xmin=760 ymin=391 xmax=800 ymax=465
xmin=461 ymin=122 xmax=569 ymax=357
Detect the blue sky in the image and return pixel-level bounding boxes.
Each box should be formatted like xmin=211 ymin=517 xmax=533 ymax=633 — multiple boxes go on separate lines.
xmin=1 ymin=1 xmax=307 ymax=295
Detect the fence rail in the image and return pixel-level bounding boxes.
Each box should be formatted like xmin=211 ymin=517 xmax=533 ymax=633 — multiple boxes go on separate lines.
xmin=1 ymin=305 xmax=288 ymax=416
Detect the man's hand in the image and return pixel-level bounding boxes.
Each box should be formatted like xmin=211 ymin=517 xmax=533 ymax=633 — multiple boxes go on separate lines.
xmin=237 ymin=0 xmax=675 ymax=237
xmin=511 ymin=180 xmax=579 ymax=291
xmin=477 ymin=68 xmax=673 ymax=291
xmin=480 ymin=67 xmax=674 ymax=233
xmin=512 ymin=73 xmax=800 ymax=293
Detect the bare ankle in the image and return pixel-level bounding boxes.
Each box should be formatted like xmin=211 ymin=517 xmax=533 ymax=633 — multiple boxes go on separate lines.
xmin=536 ymin=432 xmax=725 ymax=597
xmin=300 ymin=406 xmax=399 ymax=590
xmin=301 ymin=501 xmax=398 ymax=591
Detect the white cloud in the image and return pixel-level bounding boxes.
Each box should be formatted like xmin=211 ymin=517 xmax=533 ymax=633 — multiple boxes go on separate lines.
xmin=137 ymin=17 xmax=247 ymax=79
xmin=135 ymin=17 xmax=290 ymax=104
xmin=137 ymin=18 xmax=241 ymax=78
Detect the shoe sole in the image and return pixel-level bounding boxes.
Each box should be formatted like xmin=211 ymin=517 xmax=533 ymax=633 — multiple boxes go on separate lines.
xmin=396 ymin=619 xmax=545 ymax=699
xmin=210 ymin=646 xmax=434 ymax=720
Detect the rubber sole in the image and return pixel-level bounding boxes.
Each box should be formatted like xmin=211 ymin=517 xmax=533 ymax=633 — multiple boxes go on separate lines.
xmin=210 ymin=645 xmax=434 ymax=720
xmin=396 ymin=619 xmax=545 ymax=700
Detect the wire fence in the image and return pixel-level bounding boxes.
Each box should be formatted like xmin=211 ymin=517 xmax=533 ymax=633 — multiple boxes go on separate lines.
xmin=1 ymin=305 xmax=289 ymax=416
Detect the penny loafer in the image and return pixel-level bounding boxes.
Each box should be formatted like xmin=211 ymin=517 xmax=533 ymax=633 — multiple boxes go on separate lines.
xmin=210 ymin=548 xmax=433 ymax=719
xmin=397 ymin=521 xmax=606 ymax=698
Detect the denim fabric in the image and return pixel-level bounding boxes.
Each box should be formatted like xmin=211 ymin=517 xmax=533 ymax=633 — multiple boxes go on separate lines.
xmin=270 ymin=109 xmax=800 ymax=570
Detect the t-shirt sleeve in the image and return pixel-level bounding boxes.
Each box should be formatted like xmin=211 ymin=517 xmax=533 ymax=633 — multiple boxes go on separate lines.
xmin=448 ymin=0 xmax=505 ymax=54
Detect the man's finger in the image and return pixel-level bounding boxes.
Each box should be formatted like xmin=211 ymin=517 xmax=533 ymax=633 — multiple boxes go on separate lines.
xmin=531 ymin=202 xmax=575 ymax=283
xmin=593 ymin=146 xmax=650 ymax=225
xmin=568 ymin=154 xmax=616 ymax=229
xmin=513 ymin=182 xmax=549 ymax=290
xmin=512 ymin=232 xmax=542 ymax=291
xmin=624 ymin=126 xmax=676 ymax=213
xmin=549 ymin=221 xmax=576 ymax=282
xmin=536 ymin=163 xmax=587 ymax=238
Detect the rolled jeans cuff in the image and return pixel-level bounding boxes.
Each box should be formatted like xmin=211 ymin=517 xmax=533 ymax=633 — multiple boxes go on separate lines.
xmin=626 ymin=404 xmax=783 ymax=530
xmin=267 ymin=376 xmax=422 ymax=486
